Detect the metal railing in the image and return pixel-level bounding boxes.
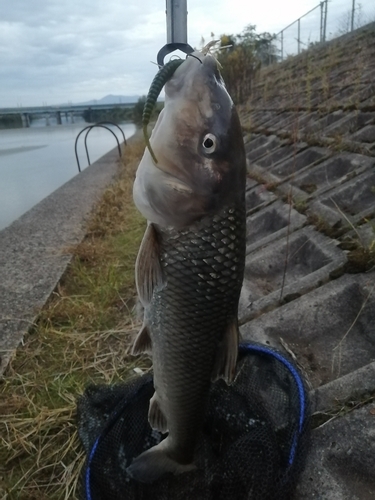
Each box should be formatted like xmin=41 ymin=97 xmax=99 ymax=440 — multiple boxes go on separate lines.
xmin=74 ymin=122 xmax=126 ymax=172
xmin=274 ymin=0 xmax=374 ymax=61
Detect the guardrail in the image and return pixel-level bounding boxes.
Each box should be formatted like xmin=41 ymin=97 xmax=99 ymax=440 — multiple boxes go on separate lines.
xmin=74 ymin=122 xmax=127 ymax=172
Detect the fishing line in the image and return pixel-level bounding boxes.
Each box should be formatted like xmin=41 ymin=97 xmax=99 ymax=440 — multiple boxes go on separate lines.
xmin=186 ymin=53 xmax=203 ymax=64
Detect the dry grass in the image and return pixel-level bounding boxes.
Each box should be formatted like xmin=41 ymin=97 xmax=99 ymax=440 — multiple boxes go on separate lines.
xmin=0 ymin=138 xmax=150 ymax=500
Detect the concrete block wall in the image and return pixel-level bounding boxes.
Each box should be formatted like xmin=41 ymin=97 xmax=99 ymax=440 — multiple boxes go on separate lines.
xmin=240 ymin=22 xmax=375 ymax=498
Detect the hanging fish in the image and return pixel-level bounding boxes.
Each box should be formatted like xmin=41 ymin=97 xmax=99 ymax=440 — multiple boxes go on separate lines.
xmin=128 ymin=46 xmax=247 ymax=483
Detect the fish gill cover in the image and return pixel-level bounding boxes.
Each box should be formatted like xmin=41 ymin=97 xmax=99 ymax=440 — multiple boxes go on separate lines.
xmin=77 ymin=343 xmax=310 ymax=500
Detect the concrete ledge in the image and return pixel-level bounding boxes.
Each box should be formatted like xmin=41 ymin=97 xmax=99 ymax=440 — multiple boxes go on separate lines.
xmin=246 ymin=199 xmax=306 ymax=254
xmin=239 ymin=226 xmax=347 ymax=323
xmin=0 ymin=147 xmax=122 ymax=374
xmin=240 ymin=273 xmax=375 ymax=389
xmin=308 ymin=168 xmax=375 ymax=229
xmin=312 ymin=361 xmax=375 ymax=413
xmin=296 ymin=401 xmax=375 ymax=499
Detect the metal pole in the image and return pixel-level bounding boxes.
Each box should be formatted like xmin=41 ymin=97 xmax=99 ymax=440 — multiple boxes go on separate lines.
xmin=281 ymin=31 xmax=284 ymax=60
xmin=323 ymin=0 xmax=328 ymax=42
xmin=351 ymin=0 xmax=355 ymax=31
xmin=166 ymin=0 xmax=188 ymax=44
xmin=320 ymin=2 xmax=324 ymax=42
xmin=298 ymin=18 xmax=301 ymax=54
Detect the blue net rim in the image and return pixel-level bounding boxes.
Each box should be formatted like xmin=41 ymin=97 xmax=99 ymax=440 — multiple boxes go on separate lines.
xmin=85 ymin=341 xmax=309 ymax=499
xmin=239 ymin=342 xmax=308 ymax=465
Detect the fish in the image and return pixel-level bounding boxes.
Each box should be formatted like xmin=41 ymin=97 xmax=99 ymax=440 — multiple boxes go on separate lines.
xmin=127 ymin=47 xmax=247 ymax=483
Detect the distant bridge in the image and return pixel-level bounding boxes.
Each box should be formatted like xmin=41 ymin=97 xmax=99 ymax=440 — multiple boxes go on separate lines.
xmin=0 ymin=102 xmax=136 ymax=127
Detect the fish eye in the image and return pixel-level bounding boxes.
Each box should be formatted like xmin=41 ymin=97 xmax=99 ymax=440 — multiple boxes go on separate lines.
xmin=202 ymin=134 xmax=217 ymax=154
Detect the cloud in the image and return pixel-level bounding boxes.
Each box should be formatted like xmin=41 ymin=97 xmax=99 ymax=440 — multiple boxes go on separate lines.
xmin=0 ymin=0 xmax=168 ymax=106
xmin=0 ymin=0 xmax=373 ymax=107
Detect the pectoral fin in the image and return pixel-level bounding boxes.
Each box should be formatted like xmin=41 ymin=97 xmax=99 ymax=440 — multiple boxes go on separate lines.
xmin=212 ymin=319 xmax=239 ymax=384
xmin=135 ymin=223 xmax=163 ymax=306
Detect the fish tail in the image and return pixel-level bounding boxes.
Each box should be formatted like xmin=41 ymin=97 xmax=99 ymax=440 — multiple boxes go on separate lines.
xmin=126 ymin=438 xmax=196 ymax=483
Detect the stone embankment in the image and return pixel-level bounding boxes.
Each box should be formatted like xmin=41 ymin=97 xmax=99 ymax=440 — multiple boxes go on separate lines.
xmin=239 ymin=22 xmax=375 ymax=498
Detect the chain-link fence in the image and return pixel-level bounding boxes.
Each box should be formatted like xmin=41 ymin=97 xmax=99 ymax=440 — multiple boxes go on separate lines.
xmin=272 ymin=0 xmax=375 ymax=61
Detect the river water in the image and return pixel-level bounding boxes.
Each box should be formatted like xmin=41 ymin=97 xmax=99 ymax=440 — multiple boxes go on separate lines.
xmin=0 ymin=119 xmax=136 ymax=231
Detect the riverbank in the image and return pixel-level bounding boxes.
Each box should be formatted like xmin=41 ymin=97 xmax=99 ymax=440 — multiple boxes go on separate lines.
xmin=0 ymin=114 xmax=22 ymax=129
xmin=0 ymin=134 xmax=150 ymax=498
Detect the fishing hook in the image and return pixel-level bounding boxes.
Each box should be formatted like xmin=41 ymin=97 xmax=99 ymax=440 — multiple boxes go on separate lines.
xmin=157 ymin=42 xmax=194 ymax=67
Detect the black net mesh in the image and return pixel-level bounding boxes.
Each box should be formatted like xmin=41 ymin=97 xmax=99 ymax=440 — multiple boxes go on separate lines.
xmin=77 ymin=343 xmax=310 ymax=500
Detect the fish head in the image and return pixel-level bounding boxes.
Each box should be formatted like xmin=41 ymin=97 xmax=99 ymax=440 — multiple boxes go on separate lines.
xmin=133 ymin=51 xmax=246 ymax=228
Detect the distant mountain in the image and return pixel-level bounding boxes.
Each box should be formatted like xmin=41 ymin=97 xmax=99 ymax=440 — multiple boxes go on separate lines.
xmin=77 ymin=94 xmax=140 ymax=105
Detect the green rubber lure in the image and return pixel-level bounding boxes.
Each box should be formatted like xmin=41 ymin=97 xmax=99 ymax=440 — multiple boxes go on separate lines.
xmin=142 ymin=59 xmax=184 ymax=164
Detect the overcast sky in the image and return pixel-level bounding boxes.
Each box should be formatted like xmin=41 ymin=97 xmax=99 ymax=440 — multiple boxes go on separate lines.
xmin=0 ymin=0 xmax=374 ymax=108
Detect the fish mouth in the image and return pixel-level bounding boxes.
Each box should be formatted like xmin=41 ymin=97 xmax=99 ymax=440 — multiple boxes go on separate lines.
xmin=165 ymin=51 xmax=223 ymax=101
xmin=152 ymin=50 xmax=232 ymax=180
xmin=190 ymin=52 xmax=222 ymax=86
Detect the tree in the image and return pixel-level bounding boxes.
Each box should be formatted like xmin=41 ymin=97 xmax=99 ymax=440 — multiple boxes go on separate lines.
xmin=216 ymin=25 xmax=278 ymax=104
xmin=237 ymin=25 xmax=278 ymax=64
xmin=132 ymin=96 xmax=146 ymax=126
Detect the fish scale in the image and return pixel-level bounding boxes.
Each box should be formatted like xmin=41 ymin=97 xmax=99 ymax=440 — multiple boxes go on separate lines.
xmin=146 ymin=203 xmax=246 ymax=461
